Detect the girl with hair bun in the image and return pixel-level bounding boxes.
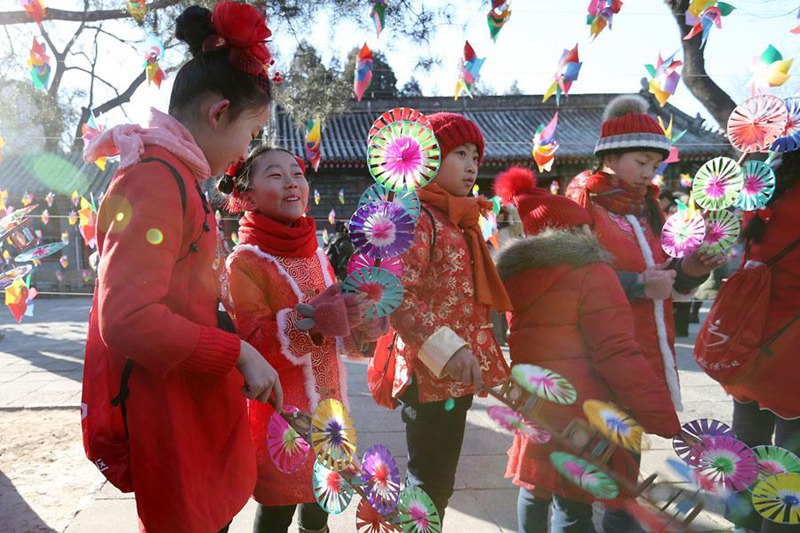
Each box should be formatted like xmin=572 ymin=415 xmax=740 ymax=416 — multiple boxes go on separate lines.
xmin=82 ymin=3 xmax=282 ymax=531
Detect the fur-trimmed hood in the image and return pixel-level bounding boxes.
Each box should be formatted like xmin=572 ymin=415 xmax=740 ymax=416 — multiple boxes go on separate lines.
xmin=496 ymin=228 xmax=612 ymax=281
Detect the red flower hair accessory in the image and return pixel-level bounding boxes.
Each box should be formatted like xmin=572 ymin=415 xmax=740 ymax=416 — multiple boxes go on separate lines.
xmin=203 ymin=1 xmax=273 ymax=77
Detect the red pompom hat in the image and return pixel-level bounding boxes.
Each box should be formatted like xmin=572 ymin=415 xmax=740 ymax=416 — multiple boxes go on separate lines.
xmin=594 ymin=95 xmax=670 ymax=158
xmin=494 ymin=167 xmax=592 ymax=236
xmin=427 ymin=112 xmax=485 ymax=164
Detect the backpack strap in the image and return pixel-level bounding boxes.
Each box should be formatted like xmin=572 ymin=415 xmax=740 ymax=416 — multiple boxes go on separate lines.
xmin=140 ymin=157 xmax=187 ymax=215
xmin=765 ymin=234 xmax=800 ymax=267
xmin=420 ymin=206 xmax=437 ymax=256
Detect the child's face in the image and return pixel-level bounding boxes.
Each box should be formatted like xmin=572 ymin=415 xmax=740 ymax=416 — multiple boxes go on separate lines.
xmin=242 ymin=150 xmax=309 ymax=225
xmin=434 ymin=143 xmax=480 ymax=197
xmin=202 ymin=101 xmax=270 ymax=176
xmin=602 ymin=151 xmax=664 ymax=195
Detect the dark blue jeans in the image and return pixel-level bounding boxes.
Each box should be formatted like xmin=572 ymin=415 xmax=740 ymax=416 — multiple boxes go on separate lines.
xmin=517 ymin=488 xmax=643 ymax=533
xmin=729 ymin=400 xmax=800 ymax=533
xmin=399 ymin=380 xmax=473 ymax=520
xmin=253 ymin=502 xmax=328 ymax=533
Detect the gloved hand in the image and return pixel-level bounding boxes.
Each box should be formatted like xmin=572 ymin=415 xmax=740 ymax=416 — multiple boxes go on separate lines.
xmin=357 ymin=315 xmax=390 ymax=342
xmin=294 ymin=283 xmax=351 ymax=338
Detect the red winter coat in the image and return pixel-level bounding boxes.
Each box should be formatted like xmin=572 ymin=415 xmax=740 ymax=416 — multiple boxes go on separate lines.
xmin=96 ymin=146 xmax=253 ymax=532
xmin=726 ymin=184 xmax=800 ymax=419
xmin=496 ymin=229 xmax=680 ymax=503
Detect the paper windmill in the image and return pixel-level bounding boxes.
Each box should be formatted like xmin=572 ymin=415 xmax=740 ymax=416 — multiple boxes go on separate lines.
xmin=314 ymin=189 xmax=321 ymax=205
xmin=587 ymin=0 xmax=622 ymax=40
xmin=749 ymin=45 xmax=793 ymax=96
xmin=752 ymin=473 xmax=800 ymax=525
xmin=699 ymin=209 xmax=739 ymax=254
xmin=727 ymin=95 xmax=789 ymax=154
xmin=370 ymin=0 xmax=387 ymax=38
xmin=305 ymin=115 xmax=322 ymax=172
xmin=143 ymin=36 xmax=166 ymax=88
xmin=532 ymin=112 xmax=559 ymax=173
xmin=329 ymin=209 xmax=336 ymax=226
xmin=511 ymin=364 xmax=577 ymax=405
xmin=0 ymin=265 xmax=34 ymax=290
xmin=349 ymin=201 xmax=416 ymax=259
xmin=686 ymin=436 xmax=759 ymax=493
xmin=771 ymin=97 xmax=800 ymax=153
xmin=127 ymin=0 xmax=146 ymax=23
xmin=347 ymin=253 xmax=403 ymax=279
xmin=60 ymin=255 xmax=69 ymax=269
xmin=550 ymin=181 xmax=560 ymax=195
xmin=28 ymin=37 xmax=51 ymax=91
xmin=21 ymin=0 xmax=46 ymax=24
xmin=354 ymin=44 xmax=373 ymax=102
xmin=673 ymin=418 xmax=734 ymax=463
xmin=693 ymin=157 xmax=744 ymax=211
xmin=14 ymin=241 xmax=65 ymax=263
xmin=455 ymin=41 xmax=485 ymax=101
xmin=734 ymin=161 xmax=775 ymax=213
xmin=361 ymin=444 xmax=401 ymax=514
xmin=267 ymin=405 xmax=312 ymax=474
xmin=45 ymin=192 xmax=54 ymax=207
xmin=752 ymin=446 xmax=800 ymax=481
xmin=368 ymin=107 xmax=434 ymax=139
xmin=0 ymin=204 xmax=38 ymax=244
xmin=313 ymin=460 xmax=354 ymax=515
xmin=487 ymin=0 xmax=512 ymax=42
xmin=487 ymin=406 xmax=551 ymax=444
xmin=661 ymin=205 xmax=706 ymax=258
xmin=549 ymin=451 xmax=620 ymax=500
xmin=341 ymin=267 xmax=404 ymax=319
xmin=543 ymin=45 xmax=582 ymax=105
xmin=5 ymin=277 xmax=37 ymax=323
xmin=684 ymin=1 xmax=735 ymax=49
xmin=338 ymin=188 xmax=345 ymax=205
xmin=367 ymin=121 xmax=440 ymax=191
xmin=646 ymin=52 xmax=682 ymax=107
xmin=78 ymin=196 xmax=98 ymax=249
xmin=583 ymin=400 xmax=643 ymax=452
xmin=397 ymin=486 xmax=442 ymax=533
xmin=356 ymin=497 xmax=395 ymax=533
xmin=81 ymin=114 xmax=107 ymax=170
xmin=310 ymin=399 xmax=357 ymax=471
xmin=359 ymin=183 xmax=421 ymax=223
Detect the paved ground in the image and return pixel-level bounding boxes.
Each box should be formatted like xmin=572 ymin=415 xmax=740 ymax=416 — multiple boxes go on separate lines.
xmin=0 ymin=297 xmax=735 ymax=532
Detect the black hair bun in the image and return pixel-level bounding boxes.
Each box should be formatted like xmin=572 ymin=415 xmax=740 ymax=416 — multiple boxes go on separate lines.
xmin=175 ymin=5 xmax=215 ymax=57
xmin=218 ymin=174 xmax=235 ymax=195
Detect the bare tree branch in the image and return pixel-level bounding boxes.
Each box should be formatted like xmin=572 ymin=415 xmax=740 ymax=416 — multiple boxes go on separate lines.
xmin=0 ymin=0 xmax=183 ymax=26
xmin=63 ymin=66 xmax=119 ymax=94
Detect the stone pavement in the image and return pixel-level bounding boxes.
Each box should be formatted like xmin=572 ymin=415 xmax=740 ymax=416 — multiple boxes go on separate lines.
xmin=0 ymin=297 xmax=735 ymax=532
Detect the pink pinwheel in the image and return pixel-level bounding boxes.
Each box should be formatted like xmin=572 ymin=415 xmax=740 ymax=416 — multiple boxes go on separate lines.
xmin=305 ymin=115 xmax=321 ymax=172
xmin=684 ymin=2 xmax=734 ymax=49
xmin=347 ymin=253 xmax=404 ymax=279
xmin=397 ymin=486 xmax=441 ymax=533
xmin=354 ymin=44 xmax=373 ymax=102
xmin=455 ymin=41 xmax=485 ymax=100
xmin=532 ymin=112 xmax=559 ymax=173
xmin=646 ymin=52 xmax=682 ymax=107
xmin=587 ymin=0 xmax=622 ymax=40
xmin=543 ymin=45 xmax=582 ymax=105
xmin=687 ymin=435 xmax=759 ymax=493
xmin=661 ymin=205 xmax=706 ymax=258
xmin=361 ymin=444 xmax=401 ymax=514
xmin=267 ymin=406 xmax=312 ymax=474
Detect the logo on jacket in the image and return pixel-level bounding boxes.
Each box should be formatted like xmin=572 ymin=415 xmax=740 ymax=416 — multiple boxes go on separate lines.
xmin=706 ymin=320 xmax=730 ymax=347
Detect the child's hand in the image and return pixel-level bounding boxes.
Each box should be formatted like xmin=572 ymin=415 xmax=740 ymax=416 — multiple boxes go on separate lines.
xmin=236 ymin=340 xmax=283 ymax=411
xmin=358 ymin=315 xmax=390 ymax=342
xmin=681 ymin=250 xmax=728 ymax=277
xmin=295 ymin=283 xmax=351 ymax=338
xmin=640 ymin=262 xmax=676 ymax=300
xmin=443 ymin=347 xmax=484 ymax=390
xmin=343 ymin=292 xmax=369 ymax=329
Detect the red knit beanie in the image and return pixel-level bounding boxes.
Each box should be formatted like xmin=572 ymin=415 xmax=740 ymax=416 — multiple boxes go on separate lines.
xmin=595 ymin=95 xmax=670 ymax=158
xmin=427 ymin=112 xmax=485 ymax=163
xmin=494 ymin=167 xmax=592 ymax=236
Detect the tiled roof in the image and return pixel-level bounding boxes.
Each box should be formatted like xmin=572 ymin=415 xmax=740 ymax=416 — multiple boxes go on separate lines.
xmin=274 ymin=92 xmax=729 ymax=168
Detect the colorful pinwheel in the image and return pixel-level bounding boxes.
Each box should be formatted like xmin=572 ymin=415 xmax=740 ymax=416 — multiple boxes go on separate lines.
xmin=356 ymin=497 xmax=395 ymax=533
xmin=532 ymin=112 xmax=559 ymax=173
xmin=368 ymin=107 xmax=433 ymax=139
xmin=455 ymin=41 xmax=485 ymax=100
xmin=143 ymin=35 xmax=166 ymax=88
xmin=693 ymin=157 xmax=744 ymax=211
xmin=341 ymin=267 xmax=404 ymax=319
xmin=361 ymin=444 xmax=401 ymax=514
xmin=587 ymin=0 xmax=622 ymax=40
xmin=487 ymin=406 xmax=551 ymax=443
xmin=397 ymin=486 xmax=442 ymax=533
xmin=549 ymin=451 xmax=620 ymax=500
xmin=329 ymin=209 xmax=336 ymax=226
xmin=0 ymin=265 xmax=34 ymax=290
xmin=698 ymin=209 xmax=739 ymax=254
xmin=749 ymin=45 xmax=793 ymax=96
xmin=487 ymin=0 xmax=512 ymax=42
xmin=370 ymin=0 xmax=387 ymax=38
xmin=5 ymin=276 xmax=37 ymax=323
xmin=751 ymin=473 xmax=800 ymax=525
xmin=354 ymin=44 xmax=373 ymax=102
xmin=661 ymin=204 xmax=706 ymax=258
xmin=314 ymin=189 xmax=321 ymax=206
xmin=684 ymin=1 xmax=735 ymax=49
xmin=543 ymin=45 xmax=582 ymax=105
xmin=511 ymin=364 xmax=577 ymax=405
xmin=311 ymin=399 xmax=357 ymax=471
xmin=673 ymin=418 xmax=734 ymax=463
xmin=686 ymin=436 xmax=759 ymax=493
xmin=347 ymin=253 xmax=404 ymax=279
xmin=305 ymin=115 xmax=321 ymax=172
xmin=21 ymin=0 xmax=46 ymax=24
xmin=735 ymin=161 xmax=776 ymax=211
xmin=771 ymin=97 xmax=800 ymax=153
xmin=348 ymin=201 xmax=416 ymax=259
xmin=583 ymin=400 xmax=643 ymax=452
xmin=267 ymin=406 xmax=312 ymax=474
xmin=646 ymin=52 xmax=682 ymax=107
xmin=367 ymin=121 xmax=440 ymax=191
xmin=313 ymin=460 xmax=354 ymax=514
xmin=78 ymin=196 xmax=98 ymax=249
xmin=127 ymin=0 xmax=146 ymax=23
xmin=14 ymin=242 xmax=65 ymax=263
xmin=727 ymin=95 xmax=788 ymax=154
xmin=359 ymin=183 xmax=420 ymax=223
xmin=338 ymin=188 xmax=345 ymax=205
xmin=28 ymin=37 xmax=51 ymax=91
xmin=81 ymin=114 xmax=107 ymax=170
xmin=45 ymin=192 xmax=54 ymax=207
xmin=752 ymin=446 xmax=800 ymax=481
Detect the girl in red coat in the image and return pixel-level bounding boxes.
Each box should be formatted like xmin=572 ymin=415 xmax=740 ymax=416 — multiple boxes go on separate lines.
xmin=221 ymin=146 xmax=385 ymax=533
xmin=82 ymin=3 xmax=282 ymax=532
xmin=495 ymin=167 xmax=681 ymax=533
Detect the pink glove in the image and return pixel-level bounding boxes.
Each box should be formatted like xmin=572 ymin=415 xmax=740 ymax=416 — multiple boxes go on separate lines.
xmin=357 ymin=316 xmax=390 ymax=342
xmin=294 ymin=283 xmax=351 ymax=338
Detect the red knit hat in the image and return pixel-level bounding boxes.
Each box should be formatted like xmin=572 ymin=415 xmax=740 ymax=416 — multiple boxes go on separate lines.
xmin=427 ymin=112 xmax=485 ymax=163
xmin=594 ymin=95 xmax=670 ymax=158
xmin=494 ymin=167 xmax=592 ymax=236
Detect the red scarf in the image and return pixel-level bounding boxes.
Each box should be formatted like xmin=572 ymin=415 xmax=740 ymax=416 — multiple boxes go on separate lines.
xmin=577 ymin=171 xmax=659 ymax=217
xmin=417 ymin=184 xmax=513 ymax=311
xmin=237 ymin=211 xmax=318 ymax=258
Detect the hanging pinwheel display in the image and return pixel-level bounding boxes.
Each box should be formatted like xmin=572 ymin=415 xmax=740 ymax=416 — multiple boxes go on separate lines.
xmin=15 ymin=241 xmax=66 ymax=263
xmin=0 ymin=265 xmax=34 ymax=290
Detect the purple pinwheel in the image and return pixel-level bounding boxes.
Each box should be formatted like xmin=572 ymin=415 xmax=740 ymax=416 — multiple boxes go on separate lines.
xmin=487 ymin=406 xmax=551 ymax=444
xmin=348 ymin=201 xmax=416 ymax=260
xmin=347 ymin=253 xmax=404 ymax=279
xmin=674 ymin=418 xmax=734 ymax=463
xmin=361 ymin=444 xmax=401 ymax=514
xmin=686 ymin=436 xmax=759 ymax=493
